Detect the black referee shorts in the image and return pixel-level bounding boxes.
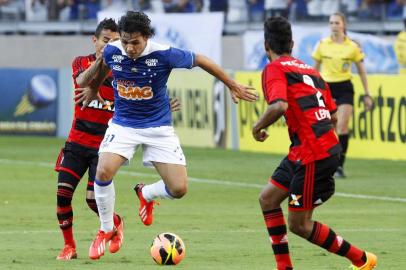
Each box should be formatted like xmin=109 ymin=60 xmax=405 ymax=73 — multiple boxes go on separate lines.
xmin=327 ymin=80 xmax=354 ymax=106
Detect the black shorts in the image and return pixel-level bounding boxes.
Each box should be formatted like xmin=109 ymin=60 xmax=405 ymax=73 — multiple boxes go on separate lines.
xmin=328 ymin=80 xmax=354 ymax=106
xmin=270 ymin=155 xmax=339 ymax=211
xmin=55 ymin=142 xmax=99 ymax=183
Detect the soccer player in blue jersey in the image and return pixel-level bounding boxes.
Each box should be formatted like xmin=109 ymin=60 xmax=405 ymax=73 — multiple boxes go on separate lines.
xmin=75 ymin=11 xmax=258 ymax=260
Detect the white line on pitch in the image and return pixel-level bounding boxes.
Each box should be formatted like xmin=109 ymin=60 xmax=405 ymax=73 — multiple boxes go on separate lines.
xmin=0 ymin=228 xmax=404 ymax=235
xmin=1 ymin=158 xmax=406 ymax=203
xmin=117 ymin=170 xmax=406 ymax=203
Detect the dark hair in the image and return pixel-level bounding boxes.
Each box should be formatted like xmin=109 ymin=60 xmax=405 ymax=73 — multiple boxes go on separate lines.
xmin=95 ymin=18 xmax=118 ymax=38
xmin=264 ymin=16 xmax=293 ymax=55
xmin=118 ymin=11 xmax=154 ymax=37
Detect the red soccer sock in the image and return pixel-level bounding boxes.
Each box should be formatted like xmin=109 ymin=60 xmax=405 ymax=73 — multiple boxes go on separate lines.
xmin=57 ymin=171 xmax=78 ymax=248
xmin=307 ymin=221 xmax=366 ymax=267
xmin=57 ymin=206 xmax=75 ymax=248
xmin=61 ymin=225 xmax=75 ymax=248
xmin=113 ymin=213 xmax=120 ymax=227
xmin=263 ymin=208 xmax=293 ymax=270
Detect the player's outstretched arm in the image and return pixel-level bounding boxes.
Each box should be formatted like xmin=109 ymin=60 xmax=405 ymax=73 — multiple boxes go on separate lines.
xmin=76 ymin=56 xmax=104 ymax=87
xmin=75 ymin=60 xmax=111 ymax=109
xmin=252 ymin=101 xmax=288 ymax=142
xmin=170 ymin=97 xmax=181 ymax=112
xmin=194 ymin=54 xmax=258 ymax=104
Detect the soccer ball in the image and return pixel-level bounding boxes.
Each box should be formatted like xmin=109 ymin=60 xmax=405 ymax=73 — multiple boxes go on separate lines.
xmin=150 ymin=232 xmax=186 ymax=265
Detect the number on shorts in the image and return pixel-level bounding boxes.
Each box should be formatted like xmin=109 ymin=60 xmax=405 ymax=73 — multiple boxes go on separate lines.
xmin=103 ymin=134 xmax=115 ymax=143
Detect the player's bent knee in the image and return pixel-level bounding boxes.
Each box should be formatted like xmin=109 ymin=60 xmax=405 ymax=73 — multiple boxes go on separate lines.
xmin=168 ymin=182 xmax=188 ymax=199
xmin=57 ymin=172 xmax=78 ymax=206
xmin=258 ymin=191 xmax=280 ymax=210
xmin=96 ymin=165 xmax=115 ymax=181
xmin=288 ymin=219 xmax=312 ymax=238
xmin=258 ymin=193 xmax=270 ymax=208
xmin=288 ymin=222 xmax=306 ymax=237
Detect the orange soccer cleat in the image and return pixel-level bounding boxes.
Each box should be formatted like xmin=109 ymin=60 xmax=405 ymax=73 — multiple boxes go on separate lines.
xmin=109 ymin=215 xmax=124 ymax=253
xmin=88 ymin=230 xmax=115 ymax=260
xmin=134 ymin=183 xmax=158 ymax=226
xmin=56 ymin=245 xmax=77 ymax=260
xmin=350 ymin=252 xmax=377 ymax=270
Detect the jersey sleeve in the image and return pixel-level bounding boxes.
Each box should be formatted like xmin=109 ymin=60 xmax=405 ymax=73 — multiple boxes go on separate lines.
xmin=168 ymin=47 xmax=195 ymax=69
xmin=311 ymin=41 xmax=322 ymax=62
xmin=72 ymin=56 xmax=86 ymax=81
xmin=103 ymin=44 xmax=114 ymax=68
xmin=352 ymin=41 xmax=365 ymax=63
xmin=263 ymin=64 xmax=288 ymax=105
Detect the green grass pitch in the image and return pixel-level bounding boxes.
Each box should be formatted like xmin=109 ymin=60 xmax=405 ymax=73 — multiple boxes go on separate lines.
xmin=0 ymin=136 xmax=405 ymax=270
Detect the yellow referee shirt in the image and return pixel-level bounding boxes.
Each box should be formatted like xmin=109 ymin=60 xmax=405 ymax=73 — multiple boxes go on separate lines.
xmin=312 ymin=36 xmax=365 ymax=82
xmin=394 ymin=31 xmax=406 ymax=74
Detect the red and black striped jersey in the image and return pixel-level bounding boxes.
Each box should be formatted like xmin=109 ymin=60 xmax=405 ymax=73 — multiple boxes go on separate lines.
xmin=67 ymin=54 xmax=114 ymax=149
xmin=262 ymin=56 xmax=341 ymax=165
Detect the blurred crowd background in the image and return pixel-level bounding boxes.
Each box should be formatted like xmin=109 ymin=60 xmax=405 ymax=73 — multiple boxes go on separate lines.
xmin=0 ymin=0 xmax=405 ymax=34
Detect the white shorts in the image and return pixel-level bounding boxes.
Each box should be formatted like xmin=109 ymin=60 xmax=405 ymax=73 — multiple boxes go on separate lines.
xmin=99 ymin=122 xmax=186 ymax=167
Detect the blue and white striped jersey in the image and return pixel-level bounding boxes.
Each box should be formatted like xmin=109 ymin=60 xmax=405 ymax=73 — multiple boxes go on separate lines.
xmin=103 ymin=39 xmax=195 ymax=128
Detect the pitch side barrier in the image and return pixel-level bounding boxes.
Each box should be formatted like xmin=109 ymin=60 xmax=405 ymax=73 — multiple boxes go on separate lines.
xmin=0 ymin=68 xmax=59 ymax=136
xmin=167 ymin=71 xmax=216 ymax=148
xmin=235 ymin=72 xmax=406 ymax=161
xmin=166 ymin=70 xmax=236 ymax=149
xmin=3 ymin=68 xmax=403 ymax=160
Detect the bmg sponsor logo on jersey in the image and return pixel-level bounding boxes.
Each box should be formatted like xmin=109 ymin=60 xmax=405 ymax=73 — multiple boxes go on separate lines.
xmin=116 ymin=80 xmax=153 ymax=100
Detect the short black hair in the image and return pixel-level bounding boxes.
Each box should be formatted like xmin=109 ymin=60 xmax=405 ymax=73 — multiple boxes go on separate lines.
xmin=118 ymin=11 xmax=154 ymax=37
xmin=95 ymin=18 xmax=118 ymax=38
xmin=264 ymin=16 xmax=293 ymax=55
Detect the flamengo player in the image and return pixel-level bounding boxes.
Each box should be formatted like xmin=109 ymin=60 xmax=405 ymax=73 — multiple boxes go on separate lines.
xmin=253 ymin=17 xmax=377 ymax=270
xmin=75 ymin=11 xmax=258 ymax=260
xmin=54 ymin=19 xmax=123 ymax=260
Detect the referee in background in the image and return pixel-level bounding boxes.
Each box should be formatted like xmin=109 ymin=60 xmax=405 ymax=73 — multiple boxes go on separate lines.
xmin=312 ymin=12 xmax=373 ymax=178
